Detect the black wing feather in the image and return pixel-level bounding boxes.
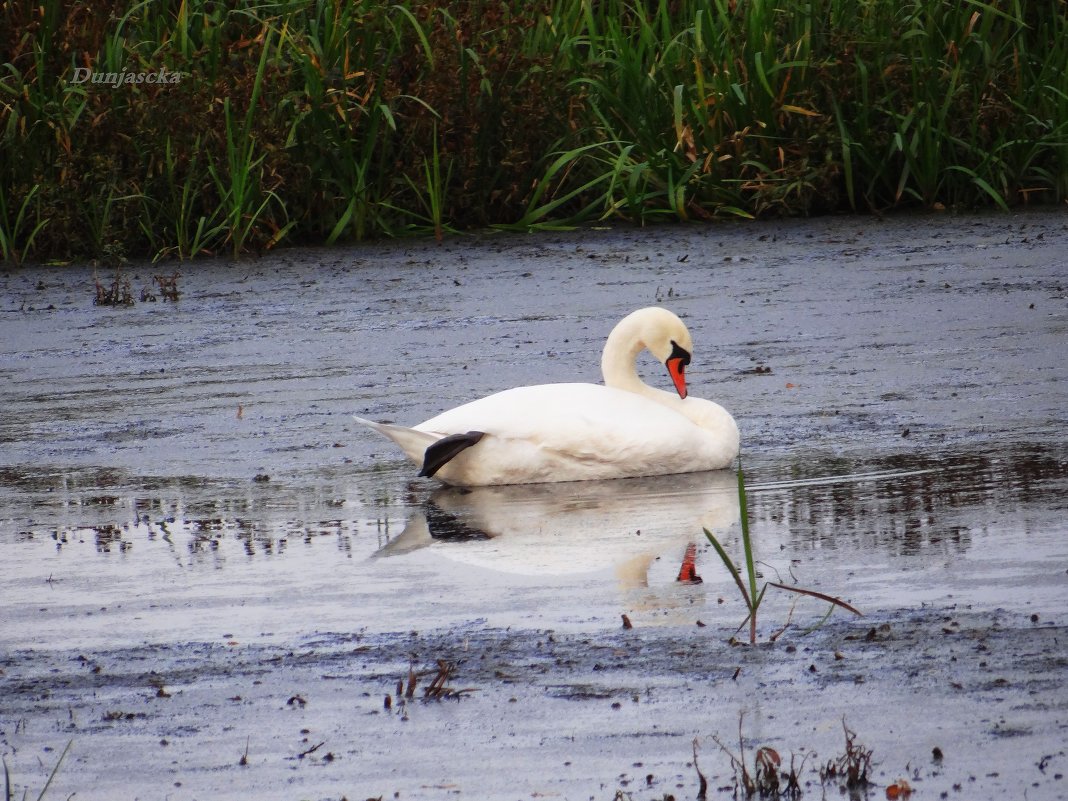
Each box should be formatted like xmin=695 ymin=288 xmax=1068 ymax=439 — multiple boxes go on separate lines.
xmin=419 ymin=431 xmax=486 ymax=478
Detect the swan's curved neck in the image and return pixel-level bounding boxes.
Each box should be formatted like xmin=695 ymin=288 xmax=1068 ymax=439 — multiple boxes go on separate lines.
xmin=601 ymin=315 xmax=656 ymax=397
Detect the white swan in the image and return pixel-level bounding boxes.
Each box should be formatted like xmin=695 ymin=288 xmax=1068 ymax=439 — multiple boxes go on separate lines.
xmin=354 ymin=307 xmax=739 ymax=486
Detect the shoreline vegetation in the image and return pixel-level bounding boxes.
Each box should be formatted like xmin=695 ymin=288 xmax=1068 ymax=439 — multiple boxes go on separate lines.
xmin=1 ymin=0 xmax=1066 ymax=264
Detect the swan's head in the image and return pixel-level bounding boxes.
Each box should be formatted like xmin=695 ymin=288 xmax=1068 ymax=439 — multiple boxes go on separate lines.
xmin=605 ymin=307 xmax=694 ymax=399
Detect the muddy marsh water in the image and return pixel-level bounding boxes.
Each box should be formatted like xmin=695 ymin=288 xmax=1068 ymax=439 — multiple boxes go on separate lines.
xmin=1 ymin=211 xmax=1067 ymax=800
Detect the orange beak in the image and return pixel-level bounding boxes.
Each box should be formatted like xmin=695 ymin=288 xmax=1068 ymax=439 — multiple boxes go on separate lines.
xmin=666 ymin=340 xmax=691 ymax=399
xmin=667 ymin=357 xmax=688 ymax=399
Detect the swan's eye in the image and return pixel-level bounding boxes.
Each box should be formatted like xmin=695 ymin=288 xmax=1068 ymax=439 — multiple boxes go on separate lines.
xmin=669 ymin=340 xmax=691 ymax=366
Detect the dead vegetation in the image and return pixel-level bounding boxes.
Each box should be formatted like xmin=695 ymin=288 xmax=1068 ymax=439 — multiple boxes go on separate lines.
xmin=819 ymin=720 xmax=874 ymax=793
xmin=385 ymin=659 xmax=477 ymax=715
xmin=702 ymin=716 xmax=871 ymax=799
xmin=708 ymin=717 xmax=805 ymax=799
xmin=93 ymin=267 xmax=134 ymax=306
xmin=154 ymin=272 xmax=180 ymax=301
xmin=95 ymin=268 xmax=181 ymax=304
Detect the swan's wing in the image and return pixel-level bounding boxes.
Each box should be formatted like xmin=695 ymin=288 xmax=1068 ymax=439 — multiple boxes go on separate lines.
xmin=419 ymin=430 xmax=485 ymax=477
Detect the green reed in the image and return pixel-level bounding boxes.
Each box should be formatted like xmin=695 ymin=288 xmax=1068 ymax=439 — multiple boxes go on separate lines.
xmin=286 ymin=1 xmax=405 ymax=243
xmin=152 ymin=134 xmax=226 ymax=261
xmin=0 ymin=184 xmax=48 ymax=265
xmin=402 ymin=122 xmax=457 ymax=240
xmin=829 ymin=0 xmax=1068 ymax=210
xmin=0 ymin=0 xmax=1065 ymax=262
xmin=705 ymin=461 xmax=862 ymax=645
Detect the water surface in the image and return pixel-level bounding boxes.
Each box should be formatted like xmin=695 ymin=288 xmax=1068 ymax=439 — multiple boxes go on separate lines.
xmin=1 ymin=211 xmax=1066 ymax=799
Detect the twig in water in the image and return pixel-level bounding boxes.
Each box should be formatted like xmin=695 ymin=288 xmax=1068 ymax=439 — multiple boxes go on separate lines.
xmin=297 ymin=741 xmax=325 ymax=759
xmin=423 ymin=660 xmax=477 ymax=700
xmin=692 ymin=737 xmax=708 ymax=800
xmin=711 ymin=715 xmax=754 ymax=797
xmin=423 ymin=660 xmax=452 ymax=698
xmin=405 ymin=664 xmax=418 ymax=699
xmin=768 ymin=598 xmax=799 ymax=643
xmin=783 ymin=752 xmax=806 ymax=798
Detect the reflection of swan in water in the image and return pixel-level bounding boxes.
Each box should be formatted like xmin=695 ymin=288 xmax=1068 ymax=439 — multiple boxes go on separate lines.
xmin=375 ymin=471 xmax=739 ymax=587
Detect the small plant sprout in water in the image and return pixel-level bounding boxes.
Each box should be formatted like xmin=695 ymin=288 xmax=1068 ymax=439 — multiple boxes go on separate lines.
xmin=704 ymin=460 xmax=863 ymax=645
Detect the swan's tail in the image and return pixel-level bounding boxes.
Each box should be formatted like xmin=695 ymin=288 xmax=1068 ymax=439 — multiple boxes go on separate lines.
xmin=353 ymin=416 xmax=438 ymax=467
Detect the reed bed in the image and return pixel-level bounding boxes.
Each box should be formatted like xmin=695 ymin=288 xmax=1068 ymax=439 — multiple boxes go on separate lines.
xmin=1 ymin=0 xmax=1065 ymax=262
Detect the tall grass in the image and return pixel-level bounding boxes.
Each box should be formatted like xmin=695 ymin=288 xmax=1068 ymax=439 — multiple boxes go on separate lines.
xmin=0 ymin=184 xmax=49 ymax=265
xmin=0 ymin=0 xmax=1065 ymax=262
